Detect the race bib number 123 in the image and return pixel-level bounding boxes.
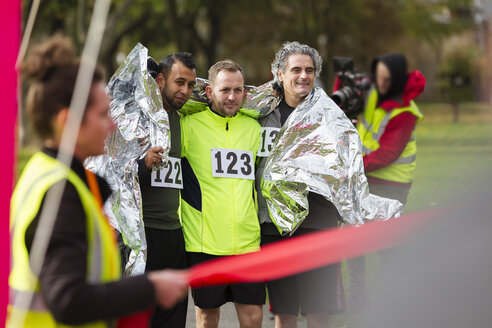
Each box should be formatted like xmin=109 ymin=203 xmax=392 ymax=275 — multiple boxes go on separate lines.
xmin=211 ymin=148 xmax=254 ymax=180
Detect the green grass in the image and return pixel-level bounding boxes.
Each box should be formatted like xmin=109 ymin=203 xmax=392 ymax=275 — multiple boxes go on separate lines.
xmin=405 ymin=102 xmax=492 ymax=213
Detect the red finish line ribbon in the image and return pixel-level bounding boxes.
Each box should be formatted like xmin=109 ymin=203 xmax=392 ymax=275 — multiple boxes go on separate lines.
xmin=188 ymin=209 xmax=445 ymax=288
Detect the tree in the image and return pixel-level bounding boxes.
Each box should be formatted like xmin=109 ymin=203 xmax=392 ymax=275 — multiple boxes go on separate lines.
xmin=439 ymin=42 xmax=479 ymax=121
xmin=217 ymin=0 xmax=405 ymax=86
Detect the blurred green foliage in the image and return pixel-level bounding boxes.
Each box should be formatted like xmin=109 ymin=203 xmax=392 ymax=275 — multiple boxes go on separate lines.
xmin=22 ymin=0 xmax=475 ymax=84
xmin=439 ymin=47 xmax=478 ymax=103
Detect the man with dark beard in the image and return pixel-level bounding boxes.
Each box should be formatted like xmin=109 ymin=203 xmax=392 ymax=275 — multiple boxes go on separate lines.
xmin=138 ymin=53 xmax=197 ymax=327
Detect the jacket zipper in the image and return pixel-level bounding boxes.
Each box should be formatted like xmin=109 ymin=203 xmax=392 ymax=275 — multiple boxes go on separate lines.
xmin=225 ymin=118 xmax=237 ymax=254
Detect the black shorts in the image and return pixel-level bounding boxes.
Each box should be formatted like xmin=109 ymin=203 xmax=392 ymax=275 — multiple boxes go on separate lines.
xmin=145 ymin=227 xmax=188 ymax=271
xmin=187 ymin=252 xmax=266 ymax=309
xmin=262 ymin=228 xmax=344 ymax=315
xmin=145 ymin=227 xmax=188 ymax=328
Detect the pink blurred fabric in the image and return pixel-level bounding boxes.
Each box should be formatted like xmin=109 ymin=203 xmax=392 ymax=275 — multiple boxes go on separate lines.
xmin=1 ymin=0 xmax=20 ymax=325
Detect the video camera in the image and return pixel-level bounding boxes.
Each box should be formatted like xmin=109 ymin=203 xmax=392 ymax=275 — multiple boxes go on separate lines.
xmin=331 ymin=57 xmax=371 ymax=122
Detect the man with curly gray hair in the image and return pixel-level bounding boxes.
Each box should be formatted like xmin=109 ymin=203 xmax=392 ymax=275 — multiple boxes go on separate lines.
xmin=270 ymin=41 xmax=323 ymax=97
xmin=256 ymin=41 xmax=343 ymax=328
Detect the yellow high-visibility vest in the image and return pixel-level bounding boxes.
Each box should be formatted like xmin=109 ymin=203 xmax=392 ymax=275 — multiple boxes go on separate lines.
xmin=357 ymin=89 xmax=423 ymax=183
xmin=8 ymin=152 xmax=120 ymax=328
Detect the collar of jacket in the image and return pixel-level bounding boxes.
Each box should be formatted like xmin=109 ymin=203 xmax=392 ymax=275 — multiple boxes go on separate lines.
xmin=206 ymin=107 xmax=239 ymax=129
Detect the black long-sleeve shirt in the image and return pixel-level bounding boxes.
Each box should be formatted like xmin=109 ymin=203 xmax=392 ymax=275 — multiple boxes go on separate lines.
xmin=137 ymin=109 xmax=182 ymax=230
xmin=24 ymin=148 xmax=155 ymax=325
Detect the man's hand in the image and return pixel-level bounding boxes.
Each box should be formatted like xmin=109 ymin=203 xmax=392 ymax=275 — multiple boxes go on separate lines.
xmin=144 ymin=146 xmax=164 ymax=169
xmin=147 ymin=269 xmax=189 ymax=309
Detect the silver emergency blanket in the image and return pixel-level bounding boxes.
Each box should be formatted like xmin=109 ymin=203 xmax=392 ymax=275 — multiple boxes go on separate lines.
xmin=85 ymin=43 xmax=170 ymax=275
xmin=241 ymin=81 xmax=280 ymax=118
xmin=261 ymin=87 xmax=403 ymax=235
xmin=180 ymin=79 xmax=279 ymax=118
xmin=178 ymin=78 xmax=210 ymax=116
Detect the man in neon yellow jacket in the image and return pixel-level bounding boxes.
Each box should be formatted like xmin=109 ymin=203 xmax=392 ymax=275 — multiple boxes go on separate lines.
xmin=180 ymin=60 xmax=264 ymax=328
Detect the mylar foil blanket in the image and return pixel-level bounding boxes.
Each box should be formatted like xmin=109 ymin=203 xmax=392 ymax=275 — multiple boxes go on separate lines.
xmin=85 ymin=43 xmax=170 ymax=275
xmin=261 ymin=87 xmax=403 ymax=235
xmin=180 ymin=79 xmax=279 ymax=118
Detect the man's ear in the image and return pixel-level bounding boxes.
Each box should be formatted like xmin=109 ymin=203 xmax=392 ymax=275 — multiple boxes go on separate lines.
xmin=205 ymin=85 xmax=213 ymax=100
xmin=156 ymin=73 xmax=166 ymax=89
xmin=277 ymin=70 xmax=284 ymax=83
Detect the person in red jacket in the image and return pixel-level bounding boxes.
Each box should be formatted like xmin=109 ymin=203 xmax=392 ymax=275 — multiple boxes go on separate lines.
xmin=362 ymin=54 xmax=425 ymax=186
xmin=346 ymin=53 xmax=426 ymax=310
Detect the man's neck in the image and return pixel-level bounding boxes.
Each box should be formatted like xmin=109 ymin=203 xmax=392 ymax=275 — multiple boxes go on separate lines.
xmin=210 ymin=107 xmax=225 ymax=117
xmin=161 ymin=98 xmax=173 ymax=113
xmin=210 ymin=106 xmax=237 ymax=118
xmin=284 ymin=93 xmax=304 ymax=108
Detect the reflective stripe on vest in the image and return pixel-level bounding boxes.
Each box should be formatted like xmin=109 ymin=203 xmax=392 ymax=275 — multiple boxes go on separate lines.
xmin=9 ymin=289 xmax=46 ymax=312
xmin=373 ymin=112 xmax=392 ymax=141
xmin=362 ymin=111 xmax=397 ymax=146
xmin=363 ymin=144 xmax=417 ymax=164
xmin=360 ymin=117 xmax=370 ymax=131
xmin=8 ymin=152 xmax=120 ymax=328
xmin=362 ymin=145 xmax=373 ymax=155
xmin=393 ymin=154 xmax=417 ymax=164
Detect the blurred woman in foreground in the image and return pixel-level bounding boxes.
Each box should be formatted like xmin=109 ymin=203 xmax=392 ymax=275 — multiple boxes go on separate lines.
xmin=8 ymin=36 xmax=188 ymax=327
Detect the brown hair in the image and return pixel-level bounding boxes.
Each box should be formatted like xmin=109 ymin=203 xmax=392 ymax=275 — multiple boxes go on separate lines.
xmin=23 ymin=35 xmax=104 ymax=139
xmin=207 ymin=60 xmax=243 ymax=86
